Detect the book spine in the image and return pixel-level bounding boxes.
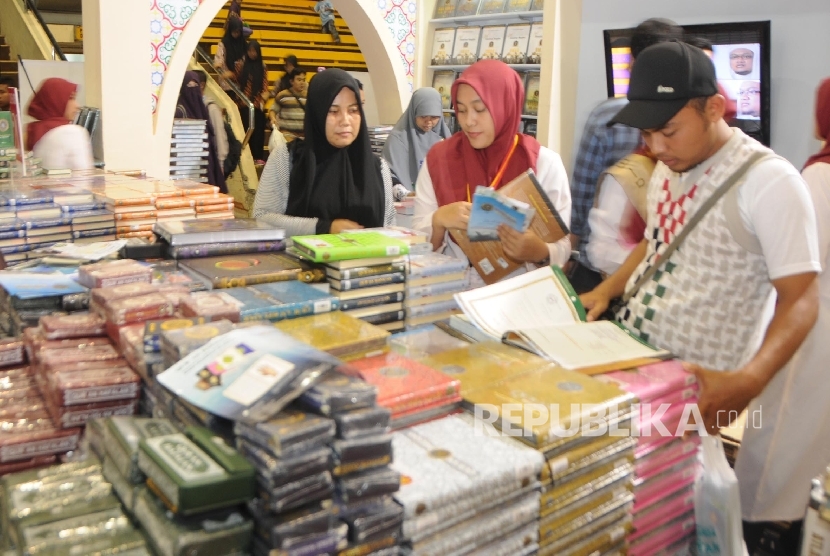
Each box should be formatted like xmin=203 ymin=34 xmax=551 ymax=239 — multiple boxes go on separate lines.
xmin=240 ymin=298 xmax=334 ymax=323
xmin=168 ymin=241 xmax=286 ymax=259
xmin=405 ymin=299 xmax=458 ymax=317
xmin=407 ymin=260 xmax=468 ymax=278
xmin=114 ymin=210 xmax=158 ymax=220
xmin=0 ymin=230 xmax=24 ymax=240
xmin=215 ymin=271 xmax=300 ymax=289
xmin=107 ymin=197 xmax=156 ymax=207
xmin=335 ymin=273 xmax=406 ymax=291
xmin=335 ymin=263 xmax=407 ymax=280
xmin=338 ymin=291 xmax=404 ymax=311
xmin=406 ymin=279 xmax=467 ymax=298
xmin=73 ymin=228 xmax=117 ymax=238
xmin=116 ymin=224 xmax=154 ymax=233
xmin=61 ymin=203 xmax=106 ymax=212
xmin=301 ymin=244 xmax=408 ymax=263
xmin=24 ymin=218 xmax=72 ymax=229
xmin=0 ymin=244 xmax=31 ymax=254
xmin=194 ymin=204 xmax=234 ymax=214
xmin=155 ymin=199 xmax=195 ymax=210
xmin=360 ymin=310 xmax=405 ymax=326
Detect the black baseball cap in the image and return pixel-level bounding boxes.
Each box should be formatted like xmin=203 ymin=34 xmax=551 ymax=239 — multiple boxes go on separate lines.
xmin=608 ymin=40 xmax=718 ymax=130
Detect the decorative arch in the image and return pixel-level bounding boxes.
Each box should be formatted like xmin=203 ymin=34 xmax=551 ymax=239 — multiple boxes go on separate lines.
xmin=147 ymin=0 xmax=410 ymax=179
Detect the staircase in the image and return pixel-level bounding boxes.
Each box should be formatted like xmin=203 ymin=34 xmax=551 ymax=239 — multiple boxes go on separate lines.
xmin=201 ymin=0 xmax=368 ymax=85
xmin=0 ymin=34 xmax=17 ymax=88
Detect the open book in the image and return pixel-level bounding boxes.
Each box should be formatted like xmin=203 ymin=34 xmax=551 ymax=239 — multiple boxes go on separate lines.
xmin=453 ymin=266 xmax=672 ymax=374
xmin=449 ymin=170 xmax=568 ymax=284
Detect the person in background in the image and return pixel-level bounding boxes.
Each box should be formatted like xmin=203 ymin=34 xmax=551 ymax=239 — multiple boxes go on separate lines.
xmin=0 ymin=76 xmax=13 ymax=112
xmin=175 ymin=71 xmax=227 ymax=193
xmin=235 ymin=40 xmax=270 ymax=163
xmin=569 ymin=18 xmax=683 ymax=289
xmin=685 ymin=35 xmax=738 ymax=124
xmin=314 ymin=0 xmax=341 ymax=44
xmin=253 ymin=69 xmax=395 ymax=236
xmin=382 ymin=88 xmax=452 ymax=192
xmin=226 ymin=0 xmax=253 ymax=38
xmin=412 ymin=60 xmax=571 ymax=284
xmin=736 ymin=77 xmax=830 ymax=555
xmin=269 ymin=68 xmax=307 ymax=142
xmin=195 ymin=70 xmax=229 ymax=175
xmin=275 ymin=55 xmax=299 ymax=95
xmin=26 ymin=77 xmax=93 ymax=170
xmin=214 ymin=17 xmax=247 ymax=92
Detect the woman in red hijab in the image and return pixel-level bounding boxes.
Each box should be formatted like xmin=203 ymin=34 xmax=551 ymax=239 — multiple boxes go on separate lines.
xmin=26 ymin=77 xmax=93 ymax=170
xmin=412 ymin=60 xmax=571 ymax=284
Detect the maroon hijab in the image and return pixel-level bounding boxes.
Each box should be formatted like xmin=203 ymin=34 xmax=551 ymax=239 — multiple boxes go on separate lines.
xmin=26 ymin=78 xmax=76 ymax=151
xmin=805 ymin=78 xmax=830 ymax=170
xmin=426 ymin=60 xmax=540 ymax=206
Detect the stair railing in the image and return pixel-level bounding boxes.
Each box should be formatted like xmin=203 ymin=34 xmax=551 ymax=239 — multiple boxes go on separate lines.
xmin=21 ymin=0 xmax=67 ymax=61
xmin=194 ymin=45 xmax=254 ymax=148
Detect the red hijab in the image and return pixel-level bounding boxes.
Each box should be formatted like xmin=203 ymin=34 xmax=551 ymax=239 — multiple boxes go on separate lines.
xmin=26 ymin=78 xmax=77 ymax=151
xmin=426 ymin=60 xmax=540 ymax=206
xmin=804 ymin=78 xmax=830 ymax=170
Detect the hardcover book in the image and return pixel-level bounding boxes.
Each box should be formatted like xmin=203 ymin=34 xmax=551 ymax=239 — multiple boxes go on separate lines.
xmin=524 ymin=71 xmax=541 ymax=115
xmin=527 ymin=23 xmax=543 ymax=64
xmin=325 ymin=261 xmax=407 ymax=281
xmin=329 ymin=272 xmax=406 ymax=291
xmin=433 ymin=0 xmax=458 ymax=18
xmin=478 ymin=26 xmax=508 ymax=60
xmin=453 ymin=0 xmax=481 ymax=17
xmin=273 ymin=312 xmax=389 ymax=358
xmin=431 ymin=71 xmax=456 ymax=110
xmin=179 ymin=253 xmax=311 ymax=289
xmin=215 ymin=281 xmax=338 ymax=322
xmin=451 ymin=27 xmax=482 ymax=65
xmin=502 ymin=24 xmax=532 ymax=64
xmin=154 ymin=218 xmax=284 ymax=246
xmin=407 ymin=252 xmax=468 ymax=278
xmin=291 ymin=232 xmax=409 ymax=263
xmin=431 ymin=29 xmax=456 ymax=66
xmin=478 ymin=0 xmax=506 ymax=15
xmin=467 ymin=185 xmax=536 ymax=241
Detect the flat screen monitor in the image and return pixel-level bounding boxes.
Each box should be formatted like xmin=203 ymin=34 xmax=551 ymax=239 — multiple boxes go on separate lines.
xmin=603 ymin=20 xmax=771 ymax=146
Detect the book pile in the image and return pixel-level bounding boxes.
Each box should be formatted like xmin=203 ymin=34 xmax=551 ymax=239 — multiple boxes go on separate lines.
xmin=0 ymin=271 xmax=89 ymax=336
xmin=0 ymin=190 xmax=69 ymax=260
xmin=599 ymin=361 xmax=700 ymax=554
xmin=391 ymin=413 xmax=544 ymax=555
xmin=291 ymin=231 xmax=414 ymax=332
xmin=295 ymin=371 xmax=404 ymax=554
xmin=28 ymin=313 xmax=141 ymax=429
xmin=420 ymin=342 xmax=637 ymax=555
xmin=404 ymin=252 xmax=466 ymax=330
xmin=156 ymin=217 xmax=286 ymax=262
xmin=56 ymin=192 xmax=117 ymax=243
xmin=367 ymin=125 xmax=394 ymax=156
xmin=0 ymin=151 xmax=43 ymax=179
xmin=96 ymin=183 xmax=161 ymax=241
xmin=170 ymin=119 xmax=209 ymax=182
xmin=0 ymin=458 xmax=152 ymax=555
xmin=345 ymin=351 xmax=463 ymax=430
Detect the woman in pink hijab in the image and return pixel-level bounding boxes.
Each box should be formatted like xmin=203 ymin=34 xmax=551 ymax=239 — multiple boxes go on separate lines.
xmin=26 ymin=77 xmax=92 ymax=170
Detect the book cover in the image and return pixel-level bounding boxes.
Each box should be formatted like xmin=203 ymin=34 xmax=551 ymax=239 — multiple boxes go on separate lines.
xmin=451 ymin=27 xmax=482 ymax=66
xmin=434 ymin=0 xmax=458 ymax=18
xmin=273 ymin=312 xmax=389 ymax=358
xmin=345 ymin=353 xmax=461 ymax=417
xmin=502 ymin=24 xmax=531 ymax=64
xmin=503 ymin=0 xmax=531 ymax=12
xmin=157 ymin=326 xmax=340 ymax=422
xmin=330 ymin=283 xmax=405 ymax=301
xmin=598 ymin=360 xmax=696 ymax=404
xmin=329 ymin=272 xmax=406 ymax=292
xmin=467 ymin=185 xmax=536 ymax=241
xmin=431 ymin=29 xmax=456 ymax=66
xmin=527 ymin=23 xmax=543 ymax=64
xmin=408 ymin=252 xmax=468 ymax=279
xmin=326 ymin=261 xmax=407 ymax=281
xmin=478 ymin=0 xmax=506 ymax=15
xmin=523 ymin=72 xmax=540 ymax=115
xmin=61 ymin=202 xmax=107 ymax=213
xmin=478 ymin=26 xmax=507 ymax=60
xmin=339 ymin=291 xmax=404 ymax=312
xmin=291 ymin=232 xmax=409 ymax=263
xmin=179 ymin=253 xmax=308 ymax=289
xmin=220 ymin=281 xmax=338 ymax=322
xmin=453 ymin=0 xmax=481 ymax=17
xmin=154 ymin=218 xmax=284 ymax=246
xmin=168 ymin=240 xmax=286 ymax=259
xmin=360 ymin=309 xmax=405 ymax=326
xmin=432 ymin=71 xmax=456 ymax=110
xmin=0 ymin=112 xmax=14 ymax=149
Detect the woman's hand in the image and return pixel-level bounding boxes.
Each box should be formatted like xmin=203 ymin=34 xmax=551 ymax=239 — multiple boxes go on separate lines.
xmin=434 ymin=202 xmax=472 ymax=231
xmin=498 ymin=224 xmax=548 ymax=263
xmin=330 ymin=219 xmax=363 ymax=233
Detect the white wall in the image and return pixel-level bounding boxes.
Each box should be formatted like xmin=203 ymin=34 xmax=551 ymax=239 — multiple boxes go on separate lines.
xmin=574 ymin=0 xmax=830 ymax=169
xmin=346 ymin=71 xmax=386 ymax=127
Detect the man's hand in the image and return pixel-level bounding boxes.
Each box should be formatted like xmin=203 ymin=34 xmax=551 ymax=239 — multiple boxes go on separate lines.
xmin=330 ymin=219 xmax=363 ymax=233
xmin=685 ymin=363 xmax=763 ymax=435
xmin=579 ymin=285 xmax=613 ymax=322
xmin=497 ymin=225 xmax=548 ymax=263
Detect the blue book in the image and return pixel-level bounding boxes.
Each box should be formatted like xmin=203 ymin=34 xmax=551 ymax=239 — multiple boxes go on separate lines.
xmin=24 ymin=216 xmax=73 ymax=229
xmin=466 ymin=185 xmax=535 ymax=242
xmin=0 ymin=244 xmax=32 ymax=254
xmin=1 ymin=191 xmax=54 ymax=206
xmin=0 ymin=219 xmax=24 ymax=233
xmin=0 ymin=272 xmax=87 ymax=299
xmin=220 ymin=281 xmax=339 ymax=322
xmin=72 ymin=227 xmax=116 ymax=238
xmin=408 ymin=252 xmax=468 ymax=279
xmin=61 ymin=202 xmax=107 ymax=212
xmin=0 ymin=229 xmax=25 ymax=241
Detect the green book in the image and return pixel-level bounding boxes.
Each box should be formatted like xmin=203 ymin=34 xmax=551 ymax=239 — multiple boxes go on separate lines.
xmin=291 ymin=232 xmax=410 ymax=263
xmin=0 ymin=113 xmax=14 ymax=150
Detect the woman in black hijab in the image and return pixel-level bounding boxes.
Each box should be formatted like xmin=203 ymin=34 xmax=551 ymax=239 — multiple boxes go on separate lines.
xmin=253 ymin=69 xmax=395 ymax=236
xmin=174 ymin=71 xmax=227 ymax=192
xmin=215 ymin=17 xmax=246 ymax=91
xmin=236 ymin=40 xmax=269 ymax=162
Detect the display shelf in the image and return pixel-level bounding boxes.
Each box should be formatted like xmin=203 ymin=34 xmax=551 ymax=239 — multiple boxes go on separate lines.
xmin=429 ymin=64 xmax=540 ymax=71
xmin=429 ymin=10 xmax=543 ymax=26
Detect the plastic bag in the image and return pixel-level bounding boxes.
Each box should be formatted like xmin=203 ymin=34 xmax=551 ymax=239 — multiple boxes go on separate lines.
xmin=695 ymin=435 xmax=744 ymax=555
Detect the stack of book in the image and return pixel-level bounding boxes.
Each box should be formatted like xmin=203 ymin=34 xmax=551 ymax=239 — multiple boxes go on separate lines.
xmin=298 ymin=372 xmax=404 ymax=554
xmin=0 ymin=459 xmax=152 ymax=555
xmin=95 ymin=184 xmax=159 ymax=241
xmin=169 ymin=181 xmax=235 ymax=220
xmin=367 ymin=125 xmax=394 ymax=156
xmin=30 ymin=314 xmax=140 ymax=429
xmin=404 ymin=252 xmax=466 ymax=330
xmin=155 ymin=218 xmax=286 ymax=262
xmin=170 ymin=119 xmax=209 ymax=182
xmin=598 ymin=362 xmax=700 ymax=554
xmin=290 ymin=231 xmax=413 ymax=332
xmin=239 ymin=409 xmax=345 ymax=554
xmin=57 ymin=195 xmax=116 ymax=243
xmin=0 ymin=212 xmax=27 ymax=264
xmin=345 ymin=351 xmax=462 ymax=430
xmin=391 ymin=413 xmax=544 ymax=554
xmin=0 ymin=271 xmax=89 ymax=336
xmin=0 ymin=190 xmax=67 ymax=256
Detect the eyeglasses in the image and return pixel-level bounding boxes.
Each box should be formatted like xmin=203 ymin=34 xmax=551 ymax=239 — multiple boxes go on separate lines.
xmin=739 ymin=89 xmax=761 ymax=96
xmin=730 ymin=53 xmax=754 ymax=60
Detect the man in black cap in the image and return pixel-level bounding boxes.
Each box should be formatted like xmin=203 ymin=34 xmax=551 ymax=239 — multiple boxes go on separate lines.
xmin=580 ymin=40 xmax=821 ymax=552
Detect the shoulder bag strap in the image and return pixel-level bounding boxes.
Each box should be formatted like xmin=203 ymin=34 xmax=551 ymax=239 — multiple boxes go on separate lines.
xmin=621 ymin=151 xmax=771 ymax=304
